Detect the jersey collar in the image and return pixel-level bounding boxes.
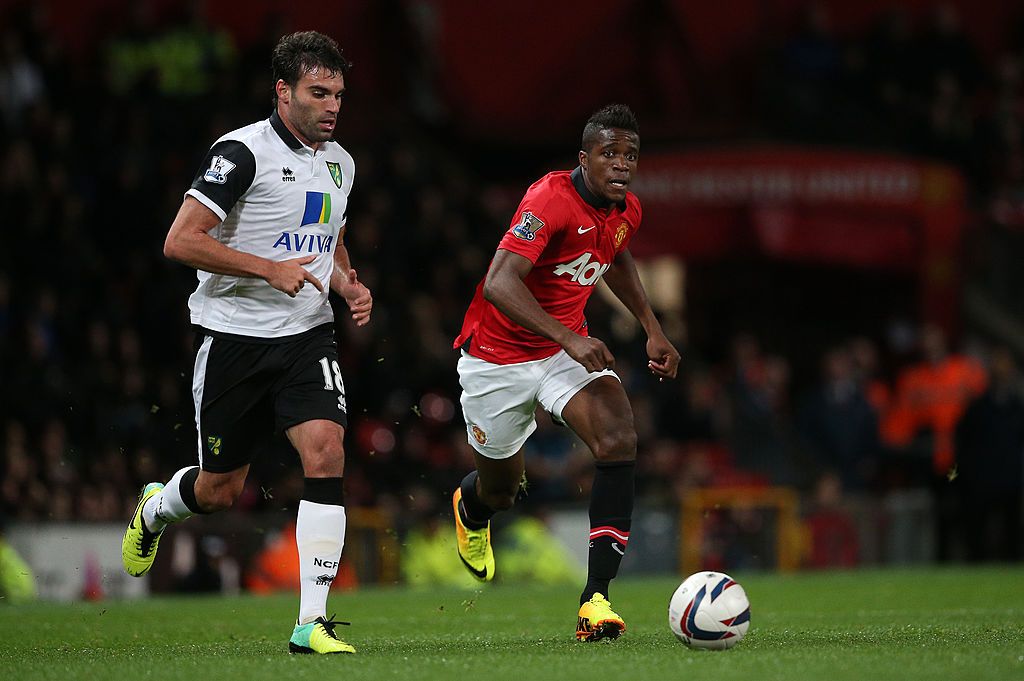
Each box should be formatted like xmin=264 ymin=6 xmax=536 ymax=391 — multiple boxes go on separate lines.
xmin=270 ymin=109 xmax=304 ymax=151
xmin=571 ymin=166 xmax=626 ymax=211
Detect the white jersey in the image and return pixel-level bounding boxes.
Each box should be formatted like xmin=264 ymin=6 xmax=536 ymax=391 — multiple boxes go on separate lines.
xmin=184 ymin=110 xmax=355 ymax=339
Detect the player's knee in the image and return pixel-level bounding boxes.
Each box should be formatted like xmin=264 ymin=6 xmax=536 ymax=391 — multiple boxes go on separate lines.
xmin=592 ymin=428 xmax=637 ymax=463
xmin=301 ymin=441 xmax=345 ymax=477
xmin=202 ymin=495 xmax=233 ymax=513
xmin=200 ymin=481 xmax=244 ymax=512
xmin=194 ymin=469 xmax=247 ymax=513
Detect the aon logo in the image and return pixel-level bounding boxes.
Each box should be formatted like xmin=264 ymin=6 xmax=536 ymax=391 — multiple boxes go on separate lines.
xmin=553 ymin=253 xmax=609 ymax=286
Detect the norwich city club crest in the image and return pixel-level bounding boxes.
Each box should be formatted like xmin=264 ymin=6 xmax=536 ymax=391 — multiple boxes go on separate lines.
xmin=326 ymin=161 xmax=343 ymax=188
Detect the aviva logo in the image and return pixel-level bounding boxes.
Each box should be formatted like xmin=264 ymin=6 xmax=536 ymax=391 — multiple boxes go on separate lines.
xmin=273 ymin=233 xmax=334 ymax=252
xmin=301 ymin=191 xmax=332 ymax=226
xmin=273 ymin=192 xmax=336 ymax=253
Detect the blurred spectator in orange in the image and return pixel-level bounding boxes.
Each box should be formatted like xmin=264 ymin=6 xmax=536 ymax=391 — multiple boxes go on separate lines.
xmin=245 ymin=521 xmax=357 ymax=594
xmin=954 ymin=347 xmax=1024 ymax=562
xmin=881 ymin=324 xmax=987 ymax=476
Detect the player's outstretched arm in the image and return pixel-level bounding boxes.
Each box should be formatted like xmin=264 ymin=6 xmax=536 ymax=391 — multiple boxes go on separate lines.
xmin=164 ymin=196 xmax=322 ymax=297
xmin=603 ymin=248 xmax=681 ymax=379
xmin=485 ymin=249 xmax=614 ymax=373
xmin=329 ymin=230 xmax=372 ymax=326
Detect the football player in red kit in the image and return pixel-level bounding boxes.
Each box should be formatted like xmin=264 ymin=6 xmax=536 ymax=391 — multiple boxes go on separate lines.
xmin=451 ymin=104 xmax=680 ymax=641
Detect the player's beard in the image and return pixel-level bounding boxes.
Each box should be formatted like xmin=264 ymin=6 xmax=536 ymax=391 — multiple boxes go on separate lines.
xmin=293 ymin=102 xmax=335 ymax=144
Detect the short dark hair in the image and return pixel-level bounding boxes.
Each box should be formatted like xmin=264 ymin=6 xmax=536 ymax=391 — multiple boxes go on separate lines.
xmin=582 ymin=104 xmax=639 ymax=151
xmin=272 ymin=31 xmax=352 ymax=102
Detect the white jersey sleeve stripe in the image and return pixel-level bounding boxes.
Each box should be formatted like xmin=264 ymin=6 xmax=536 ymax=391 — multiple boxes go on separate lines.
xmin=185 ymin=188 xmax=228 ymax=221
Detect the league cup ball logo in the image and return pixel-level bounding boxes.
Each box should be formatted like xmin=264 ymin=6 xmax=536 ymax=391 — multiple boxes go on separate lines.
xmin=669 ymin=571 xmax=751 ymax=650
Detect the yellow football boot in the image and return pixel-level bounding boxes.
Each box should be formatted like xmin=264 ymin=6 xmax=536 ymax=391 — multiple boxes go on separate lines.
xmin=576 ymin=593 xmax=626 ymax=641
xmin=122 ymin=482 xmax=164 ymax=577
xmin=452 ymin=487 xmax=495 ymax=582
xmin=289 ymin=616 xmax=356 ymax=654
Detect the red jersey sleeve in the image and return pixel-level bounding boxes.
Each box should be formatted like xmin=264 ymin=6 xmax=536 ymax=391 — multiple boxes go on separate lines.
xmin=496 ymin=190 xmax=567 ymax=264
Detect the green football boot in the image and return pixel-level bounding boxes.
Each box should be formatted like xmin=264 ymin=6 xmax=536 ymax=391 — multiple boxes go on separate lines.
xmin=121 ymin=483 xmax=164 ymax=577
xmin=289 ymin=616 xmax=356 ymax=654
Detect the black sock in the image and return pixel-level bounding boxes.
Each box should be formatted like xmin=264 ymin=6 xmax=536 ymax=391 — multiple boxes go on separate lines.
xmin=179 ymin=466 xmax=205 ymax=514
xmin=459 ymin=471 xmax=494 ymax=530
xmin=303 ymin=477 xmax=345 ymax=506
xmin=581 ymin=460 xmax=635 ymax=605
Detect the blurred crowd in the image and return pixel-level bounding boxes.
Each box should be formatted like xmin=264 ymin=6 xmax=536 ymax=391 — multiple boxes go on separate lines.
xmin=0 ymin=2 xmax=1022 ymax=569
xmin=758 ymin=3 xmax=1023 ymax=214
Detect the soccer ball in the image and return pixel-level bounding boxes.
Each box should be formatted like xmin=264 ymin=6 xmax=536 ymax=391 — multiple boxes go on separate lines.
xmin=668 ymin=571 xmax=751 ymax=650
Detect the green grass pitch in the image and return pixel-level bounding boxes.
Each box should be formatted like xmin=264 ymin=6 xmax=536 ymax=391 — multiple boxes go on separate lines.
xmin=1 ymin=566 xmax=1022 ymax=681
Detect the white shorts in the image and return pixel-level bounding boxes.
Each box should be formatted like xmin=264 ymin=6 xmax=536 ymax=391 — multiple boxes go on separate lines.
xmin=458 ymin=349 xmax=619 ymax=459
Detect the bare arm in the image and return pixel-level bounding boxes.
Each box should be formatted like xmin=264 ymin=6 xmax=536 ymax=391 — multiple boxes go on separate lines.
xmin=164 ymin=196 xmax=322 ymax=297
xmin=329 ymin=226 xmax=353 ymax=292
xmin=602 ymin=249 xmax=659 ymax=334
xmin=330 ymin=225 xmax=373 ymax=326
xmin=602 ymin=248 xmax=681 ymax=379
xmin=484 ymin=249 xmax=615 ymax=372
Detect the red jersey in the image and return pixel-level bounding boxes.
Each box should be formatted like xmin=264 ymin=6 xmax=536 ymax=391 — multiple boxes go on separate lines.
xmin=455 ymin=168 xmax=642 ymax=364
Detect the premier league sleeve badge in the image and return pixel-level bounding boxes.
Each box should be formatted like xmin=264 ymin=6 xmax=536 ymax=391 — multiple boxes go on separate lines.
xmin=511 ymin=211 xmax=545 ymax=241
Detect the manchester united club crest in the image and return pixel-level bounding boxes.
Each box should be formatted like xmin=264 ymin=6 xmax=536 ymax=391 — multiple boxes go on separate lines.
xmin=511 ymin=211 xmax=545 ymax=241
xmin=471 ymin=425 xmax=488 ymax=445
xmin=614 ymin=222 xmax=629 ymax=248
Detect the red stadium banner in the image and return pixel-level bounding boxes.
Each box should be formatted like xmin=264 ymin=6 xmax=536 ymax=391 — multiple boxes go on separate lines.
xmin=629 ymin=145 xmax=967 ymax=328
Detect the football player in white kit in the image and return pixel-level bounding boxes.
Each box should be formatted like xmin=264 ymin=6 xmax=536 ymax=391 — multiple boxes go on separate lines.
xmin=121 ymin=31 xmax=370 ymax=655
